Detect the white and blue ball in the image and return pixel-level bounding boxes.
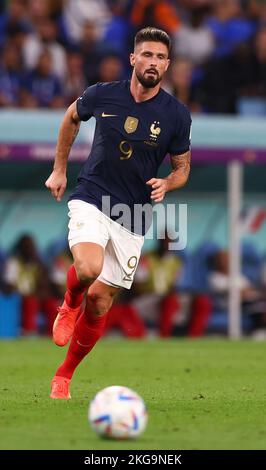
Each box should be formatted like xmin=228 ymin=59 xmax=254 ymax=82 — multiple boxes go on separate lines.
xmin=88 ymin=385 xmax=148 ymax=439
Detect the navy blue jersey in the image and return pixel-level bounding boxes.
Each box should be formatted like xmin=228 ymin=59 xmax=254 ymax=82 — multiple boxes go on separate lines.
xmin=69 ymin=80 xmax=191 ymax=235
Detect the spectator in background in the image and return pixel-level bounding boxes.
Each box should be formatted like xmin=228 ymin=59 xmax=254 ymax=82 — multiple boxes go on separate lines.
xmin=206 ymin=0 xmax=256 ymax=58
xmin=21 ymin=49 xmax=64 ymax=108
xmin=249 ymin=26 xmax=266 ymax=97
xmin=244 ymin=0 xmax=266 ymax=26
xmin=64 ymin=50 xmax=86 ymax=105
xmin=3 ymin=234 xmax=58 ymax=335
xmin=174 ymin=6 xmax=214 ymax=66
xmin=27 ymin=0 xmax=62 ymax=23
xmin=5 ymin=22 xmax=29 ymax=52
xmin=103 ymin=0 xmax=133 ymax=72
xmin=199 ymin=24 xmax=266 ymax=114
xmin=79 ymin=21 xmax=106 ymax=85
xmin=209 ymin=250 xmax=252 ymax=305
xmin=132 ymin=235 xmax=185 ymax=336
xmin=208 ymin=249 xmax=266 ymax=332
xmin=168 ymin=57 xmax=202 ymax=112
xmin=104 ymin=290 xmax=147 ymax=339
xmin=233 ymin=27 xmax=266 ymax=114
xmin=97 ymin=53 xmax=124 ymax=83
xmin=0 ymin=0 xmax=264 ymax=115
xmin=61 ymin=0 xmax=110 ymax=46
xmin=22 ymin=17 xmax=67 ymax=82
xmin=27 ymin=0 xmax=51 ymax=23
xmin=0 ymin=0 xmax=31 ymax=48
xmin=130 ymin=0 xmax=181 ymax=36
xmin=0 ymin=41 xmax=23 ymax=107
xmin=50 ymin=245 xmax=73 ymax=299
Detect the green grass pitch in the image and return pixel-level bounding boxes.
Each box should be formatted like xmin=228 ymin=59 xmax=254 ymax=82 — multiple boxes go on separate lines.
xmin=0 ymin=338 xmax=266 ymax=450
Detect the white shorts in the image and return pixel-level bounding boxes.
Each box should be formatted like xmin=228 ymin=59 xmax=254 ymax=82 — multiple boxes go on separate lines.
xmin=68 ymin=200 xmax=144 ymax=289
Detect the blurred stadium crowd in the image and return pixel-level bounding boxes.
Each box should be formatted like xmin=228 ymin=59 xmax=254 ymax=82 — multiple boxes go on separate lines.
xmin=1 ymin=0 xmax=266 ymax=114
xmin=1 ymin=233 xmax=266 ymax=339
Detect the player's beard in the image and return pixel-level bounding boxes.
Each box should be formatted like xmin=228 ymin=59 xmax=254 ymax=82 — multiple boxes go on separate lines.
xmin=136 ymin=69 xmax=162 ymax=88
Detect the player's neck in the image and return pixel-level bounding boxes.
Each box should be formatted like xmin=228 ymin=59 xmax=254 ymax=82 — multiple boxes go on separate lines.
xmin=130 ymin=75 xmax=161 ymax=103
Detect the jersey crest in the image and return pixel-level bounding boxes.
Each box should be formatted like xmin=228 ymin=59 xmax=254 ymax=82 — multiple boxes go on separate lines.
xmin=124 ymin=116 xmax=139 ymax=134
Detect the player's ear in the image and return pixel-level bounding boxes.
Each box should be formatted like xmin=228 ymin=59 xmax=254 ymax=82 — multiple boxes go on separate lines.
xmin=130 ymin=53 xmax=135 ymax=67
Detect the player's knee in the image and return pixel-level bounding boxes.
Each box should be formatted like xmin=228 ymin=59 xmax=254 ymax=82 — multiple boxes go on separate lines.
xmin=75 ymin=261 xmax=102 ymax=284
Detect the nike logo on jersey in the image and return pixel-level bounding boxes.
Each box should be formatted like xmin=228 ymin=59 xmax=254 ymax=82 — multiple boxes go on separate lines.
xmin=101 ymin=112 xmax=118 ymax=117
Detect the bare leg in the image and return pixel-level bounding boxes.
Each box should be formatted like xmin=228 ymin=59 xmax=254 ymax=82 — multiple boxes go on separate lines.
xmin=65 ymin=242 xmax=104 ymax=308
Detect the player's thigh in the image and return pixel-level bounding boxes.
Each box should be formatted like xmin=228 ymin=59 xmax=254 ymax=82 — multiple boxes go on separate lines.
xmin=68 ymin=200 xmax=109 ymax=279
xmin=71 ymin=242 xmax=105 ymax=280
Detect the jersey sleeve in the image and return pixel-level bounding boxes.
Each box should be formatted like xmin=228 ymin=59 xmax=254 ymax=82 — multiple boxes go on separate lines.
xmin=167 ymin=105 xmax=192 ymax=155
xmin=76 ymin=84 xmax=98 ymax=121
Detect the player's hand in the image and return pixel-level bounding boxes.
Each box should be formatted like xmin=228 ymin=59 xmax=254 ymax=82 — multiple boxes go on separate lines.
xmin=146 ymin=178 xmax=168 ymax=203
xmin=45 ymin=170 xmax=67 ymax=202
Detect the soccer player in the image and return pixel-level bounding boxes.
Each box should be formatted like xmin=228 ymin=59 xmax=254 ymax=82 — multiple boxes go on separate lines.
xmin=45 ymin=27 xmax=191 ymax=399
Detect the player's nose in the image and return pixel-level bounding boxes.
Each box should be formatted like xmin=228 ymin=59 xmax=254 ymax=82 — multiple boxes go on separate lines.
xmin=149 ymin=58 xmax=158 ymax=67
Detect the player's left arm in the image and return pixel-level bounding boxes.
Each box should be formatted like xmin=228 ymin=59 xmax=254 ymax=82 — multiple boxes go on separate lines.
xmin=146 ymin=150 xmax=191 ymax=203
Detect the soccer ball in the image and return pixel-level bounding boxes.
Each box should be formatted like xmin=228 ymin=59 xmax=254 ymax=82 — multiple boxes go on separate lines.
xmin=88 ymin=385 xmax=148 ymax=439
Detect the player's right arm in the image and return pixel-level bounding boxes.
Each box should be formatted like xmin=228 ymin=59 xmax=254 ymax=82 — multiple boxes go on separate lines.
xmin=45 ymin=101 xmax=81 ymax=202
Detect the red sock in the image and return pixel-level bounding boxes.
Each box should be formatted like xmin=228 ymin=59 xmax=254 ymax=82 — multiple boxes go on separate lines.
xmin=64 ymin=264 xmax=88 ymax=308
xmin=55 ymin=304 xmax=107 ymax=379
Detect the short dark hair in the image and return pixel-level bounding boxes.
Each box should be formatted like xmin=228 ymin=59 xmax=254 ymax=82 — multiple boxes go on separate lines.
xmin=134 ymin=27 xmax=171 ymax=54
